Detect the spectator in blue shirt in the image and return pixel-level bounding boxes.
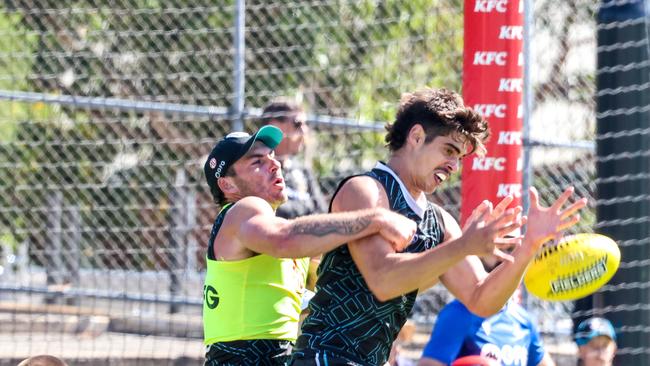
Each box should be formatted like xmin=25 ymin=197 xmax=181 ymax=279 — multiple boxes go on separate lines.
xmin=260 ymin=99 xmax=327 ymax=219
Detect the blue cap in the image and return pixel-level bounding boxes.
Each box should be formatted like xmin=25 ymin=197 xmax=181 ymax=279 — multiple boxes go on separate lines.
xmin=574 ymin=317 xmax=616 ymax=346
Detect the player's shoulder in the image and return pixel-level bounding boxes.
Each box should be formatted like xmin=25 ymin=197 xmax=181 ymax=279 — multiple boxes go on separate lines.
xmin=226 ymin=196 xmax=275 ymax=220
xmin=339 ymin=174 xmax=382 ymax=191
xmin=333 ymin=175 xmax=388 ymax=210
xmin=233 ymin=195 xmax=272 ymax=209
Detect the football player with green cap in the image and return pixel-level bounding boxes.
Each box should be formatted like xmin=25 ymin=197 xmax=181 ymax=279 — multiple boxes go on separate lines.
xmin=202 ymin=125 xmax=417 ymax=366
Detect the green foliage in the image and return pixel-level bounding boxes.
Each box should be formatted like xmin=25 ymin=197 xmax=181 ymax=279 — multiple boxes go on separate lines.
xmin=1 ymin=1 xmax=468 ymax=269
xmin=0 ymin=10 xmax=42 ymax=141
xmin=245 ymin=0 xmax=465 ymax=177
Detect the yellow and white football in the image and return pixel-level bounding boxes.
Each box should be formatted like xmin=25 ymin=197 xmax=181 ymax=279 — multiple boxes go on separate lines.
xmin=524 ymin=233 xmax=620 ymax=301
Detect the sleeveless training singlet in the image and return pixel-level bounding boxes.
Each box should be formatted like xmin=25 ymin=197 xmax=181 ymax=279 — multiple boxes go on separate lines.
xmin=203 ymin=204 xmax=309 ymax=343
xmin=293 ymin=162 xmax=446 ymax=365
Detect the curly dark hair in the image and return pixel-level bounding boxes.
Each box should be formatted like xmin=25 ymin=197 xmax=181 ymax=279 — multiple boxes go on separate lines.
xmin=385 ymin=88 xmax=490 ymax=155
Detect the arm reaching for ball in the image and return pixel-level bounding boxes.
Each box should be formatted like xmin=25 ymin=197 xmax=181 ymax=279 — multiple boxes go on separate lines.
xmin=440 ymin=187 xmax=586 ymax=316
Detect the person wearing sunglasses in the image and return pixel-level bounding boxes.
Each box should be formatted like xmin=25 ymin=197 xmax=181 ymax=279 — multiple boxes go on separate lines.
xmin=260 ymin=99 xmax=327 ymax=220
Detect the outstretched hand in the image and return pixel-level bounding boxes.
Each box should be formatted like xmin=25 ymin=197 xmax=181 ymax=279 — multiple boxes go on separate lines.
xmin=524 ymin=186 xmax=587 ymax=251
xmin=461 ymin=196 xmax=525 ymax=263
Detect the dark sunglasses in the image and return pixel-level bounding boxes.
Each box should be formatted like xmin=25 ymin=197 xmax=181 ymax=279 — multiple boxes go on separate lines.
xmin=285 ymin=117 xmax=306 ymax=128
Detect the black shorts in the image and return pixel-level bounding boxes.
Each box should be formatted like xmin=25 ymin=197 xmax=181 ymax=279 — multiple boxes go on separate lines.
xmin=205 ymin=339 xmax=293 ymax=366
xmin=289 ymin=350 xmax=367 ymax=366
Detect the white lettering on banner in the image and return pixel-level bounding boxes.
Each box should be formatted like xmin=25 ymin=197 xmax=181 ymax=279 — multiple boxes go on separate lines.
xmin=517 ymin=157 xmax=523 ymax=171
xmin=498 ymin=78 xmax=523 ymax=92
xmin=472 ymin=157 xmax=506 ymax=171
xmin=474 ymin=0 xmax=508 ymax=12
xmin=497 ymin=131 xmax=522 ymax=145
xmin=474 ymin=104 xmax=506 ymax=118
xmin=518 ymin=52 xmax=524 ymax=66
xmin=517 ymin=104 xmax=523 ymax=119
xmin=519 ymin=0 xmax=524 ymax=13
xmin=473 ymin=51 xmax=507 ymax=66
xmin=499 ymin=26 xmax=523 ymax=40
xmin=497 ymin=183 xmax=522 ymax=198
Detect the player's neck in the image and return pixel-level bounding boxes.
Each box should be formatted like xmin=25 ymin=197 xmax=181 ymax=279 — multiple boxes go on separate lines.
xmin=385 ymin=156 xmax=425 ymax=202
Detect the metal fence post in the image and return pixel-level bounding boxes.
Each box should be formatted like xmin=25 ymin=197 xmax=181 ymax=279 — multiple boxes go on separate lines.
xmin=63 ymin=206 xmax=81 ymax=306
xmin=184 ymin=189 xmax=197 ymax=272
xmin=169 ymin=169 xmax=189 ymax=314
xmin=521 ymin=0 xmax=534 ymax=219
xmin=45 ymin=191 xmax=63 ymax=304
xmin=521 ymin=0 xmax=534 ymax=310
xmin=231 ymin=0 xmax=246 ymax=132
xmin=596 ymin=1 xmax=650 ymax=364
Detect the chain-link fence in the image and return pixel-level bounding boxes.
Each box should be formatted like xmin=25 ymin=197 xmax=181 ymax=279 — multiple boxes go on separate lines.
xmin=524 ymin=1 xmax=650 ymax=365
xmin=0 ymin=1 xmax=646 ymax=365
xmin=522 ymin=0 xmax=599 ymax=358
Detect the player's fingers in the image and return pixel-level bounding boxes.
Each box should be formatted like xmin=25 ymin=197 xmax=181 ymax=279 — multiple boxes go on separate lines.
xmin=560 ymin=198 xmax=588 ymax=220
xmin=495 ymin=221 xmax=523 ymax=237
xmin=495 ymin=236 xmax=522 ymax=246
xmin=492 ymin=248 xmax=515 ymax=263
xmin=491 ymin=207 xmax=522 ymax=227
xmin=520 ymin=215 xmax=528 ymax=227
xmin=389 ymin=237 xmax=405 ymax=252
xmin=472 ymin=200 xmax=492 ymax=223
xmin=483 ymin=200 xmax=494 ymax=215
xmin=401 ymin=226 xmax=415 ymax=241
xmin=551 ymin=186 xmax=575 ymax=211
xmin=408 ymin=229 xmax=416 ymax=244
xmin=465 ymin=201 xmax=487 ymax=227
xmin=528 ymin=186 xmax=541 ymax=209
xmin=558 ymin=214 xmax=581 ymax=232
xmin=493 ymin=195 xmax=514 ymax=216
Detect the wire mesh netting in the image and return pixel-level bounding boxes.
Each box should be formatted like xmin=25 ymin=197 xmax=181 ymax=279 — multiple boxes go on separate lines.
xmin=0 ymin=0 xmax=647 ymax=365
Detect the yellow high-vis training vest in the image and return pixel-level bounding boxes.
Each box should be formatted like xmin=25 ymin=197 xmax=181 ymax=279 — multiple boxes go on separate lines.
xmin=203 ymin=253 xmax=309 ymax=344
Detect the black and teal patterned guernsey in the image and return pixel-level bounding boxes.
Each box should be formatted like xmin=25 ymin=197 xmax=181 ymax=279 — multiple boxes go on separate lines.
xmin=291 ymin=162 xmax=446 ymax=366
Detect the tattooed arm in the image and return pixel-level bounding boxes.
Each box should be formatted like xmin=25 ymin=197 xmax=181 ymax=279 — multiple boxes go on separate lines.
xmin=217 ymin=195 xmax=416 ymax=260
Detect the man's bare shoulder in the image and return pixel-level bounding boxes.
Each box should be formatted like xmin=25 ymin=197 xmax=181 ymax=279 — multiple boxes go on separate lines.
xmin=220 ymin=197 xmax=273 ymax=236
xmin=227 ymin=196 xmax=275 ymax=219
xmin=333 ymin=175 xmax=389 ymax=211
xmin=213 ymin=197 xmax=276 ymax=260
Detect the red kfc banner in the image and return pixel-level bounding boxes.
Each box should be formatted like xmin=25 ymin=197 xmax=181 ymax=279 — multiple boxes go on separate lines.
xmin=460 ymin=0 xmax=524 ymax=225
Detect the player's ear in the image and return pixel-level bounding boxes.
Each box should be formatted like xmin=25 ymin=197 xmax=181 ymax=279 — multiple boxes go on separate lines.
xmin=407 ymin=123 xmax=426 ymax=146
xmin=217 ymin=177 xmax=238 ymax=195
